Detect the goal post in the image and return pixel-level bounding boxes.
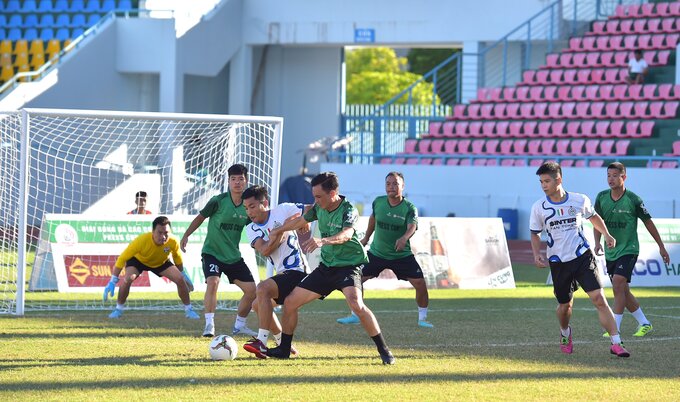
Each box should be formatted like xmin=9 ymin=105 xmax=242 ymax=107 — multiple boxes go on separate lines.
xmin=0 ymin=109 xmax=284 ymax=315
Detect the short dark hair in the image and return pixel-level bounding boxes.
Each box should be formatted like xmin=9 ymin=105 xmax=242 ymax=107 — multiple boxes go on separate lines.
xmin=228 ymin=164 xmax=248 ymax=179
xmin=152 ymin=216 xmax=171 ymax=230
xmin=607 ymin=162 xmax=626 ymax=174
xmin=634 ymin=49 xmax=643 ymax=55
xmin=135 ymin=191 xmax=147 ymax=198
xmin=385 ymin=171 xmax=405 ymax=182
xmin=535 ymin=161 xmax=562 ymax=179
xmin=311 ymin=172 xmax=339 ymax=192
xmin=242 ymin=185 xmax=268 ymax=203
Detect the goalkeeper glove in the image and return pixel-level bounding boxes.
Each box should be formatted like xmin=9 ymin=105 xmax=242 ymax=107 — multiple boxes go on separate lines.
xmin=181 ymin=270 xmax=194 ymax=292
xmin=103 ymin=275 xmax=119 ymax=301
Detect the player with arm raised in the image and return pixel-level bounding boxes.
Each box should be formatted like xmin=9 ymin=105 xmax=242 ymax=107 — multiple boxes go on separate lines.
xmin=240 ymin=185 xmax=309 ymax=359
xmin=529 ymin=162 xmax=629 ymax=357
xmin=264 ymin=172 xmax=395 ymax=364
xmin=180 ymin=164 xmax=257 ymax=338
xmin=336 ymin=171 xmax=433 ymax=328
xmin=594 ymin=162 xmax=670 ymax=338
xmin=104 ymin=216 xmax=199 ymax=319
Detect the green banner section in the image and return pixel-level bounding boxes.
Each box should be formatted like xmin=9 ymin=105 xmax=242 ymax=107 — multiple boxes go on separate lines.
xmin=45 ymin=217 xmax=249 ymax=244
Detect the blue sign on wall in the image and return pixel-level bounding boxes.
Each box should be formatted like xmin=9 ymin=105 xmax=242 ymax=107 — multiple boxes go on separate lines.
xmin=354 ymin=28 xmax=375 ymax=43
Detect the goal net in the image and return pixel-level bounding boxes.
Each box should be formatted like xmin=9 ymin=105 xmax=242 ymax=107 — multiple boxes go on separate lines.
xmin=0 ymin=109 xmax=283 ymax=315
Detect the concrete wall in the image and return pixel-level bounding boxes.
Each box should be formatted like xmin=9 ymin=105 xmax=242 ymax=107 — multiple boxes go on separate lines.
xmin=322 ymin=163 xmax=680 ymax=241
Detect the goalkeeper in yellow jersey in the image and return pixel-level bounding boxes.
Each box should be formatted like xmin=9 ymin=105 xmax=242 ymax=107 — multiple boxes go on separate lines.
xmin=104 ymin=216 xmax=199 ymax=319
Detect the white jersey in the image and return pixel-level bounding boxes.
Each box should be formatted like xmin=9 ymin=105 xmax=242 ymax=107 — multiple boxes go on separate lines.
xmin=245 ymin=203 xmax=308 ymax=275
xmin=529 ymin=192 xmax=595 ymax=263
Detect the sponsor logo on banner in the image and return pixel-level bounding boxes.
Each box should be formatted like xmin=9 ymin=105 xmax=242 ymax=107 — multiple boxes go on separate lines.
xmin=64 ymin=255 xmax=150 ymax=287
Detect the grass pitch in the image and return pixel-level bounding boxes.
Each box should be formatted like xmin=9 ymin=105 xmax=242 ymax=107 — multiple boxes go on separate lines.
xmin=2 ymin=265 xmax=680 ymax=401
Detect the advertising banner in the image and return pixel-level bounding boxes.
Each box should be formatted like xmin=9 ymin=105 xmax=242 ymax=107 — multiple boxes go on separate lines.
xmin=30 ymin=214 xmax=259 ymax=293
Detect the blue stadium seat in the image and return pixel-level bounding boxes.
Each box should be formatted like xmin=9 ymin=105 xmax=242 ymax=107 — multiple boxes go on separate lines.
xmin=37 ymin=14 xmax=53 ymax=28
xmin=0 ymin=1 xmax=4 ymax=12
xmin=0 ymin=15 xmax=7 ymax=27
xmin=69 ymin=0 xmax=84 ymax=12
xmin=85 ymin=0 xmax=101 ymax=13
xmin=23 ymin=28 xmax=38 ymax=42
xmin=23 ymin=14 xmax=39 ymax=28
xmin=0 ymin=29 xmax=6 ymax=41
xmin=40 ymin=28 xmax=54 ymax=41
xmin=53 ymin=0 xmax=68 ymax=12
xmin=8 ymin=15 xmax=23 ymax=29
xmin=6 ymin=0 xmax=21 ymax=13
xmin=21 ymin=0 xmax=38 ymax=13
xmin=7 ymin=28 xmax=22 ymax=41
xmin=86 ymin=14 xmax=101 ymax=27
xmin=118 ymin=0 xmax=132 ymax=10
xmin=54 ymin=14 xmax=70 ymax=28
xmin=71 ymin=28 xmax=84 ymax=38
xmin=38 ymin=0 xmax=54 ymax=13
xmin=101 ymin=0 xmax=115 ymax=13
xmin=70 ymin=14 xmax=86 ymax=28
xmin=55 ymin=28 xmax=69 ymax=41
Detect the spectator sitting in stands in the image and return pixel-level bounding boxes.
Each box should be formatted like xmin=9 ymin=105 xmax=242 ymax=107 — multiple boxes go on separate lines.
xmin=128 ymin=191 xmax=152 ymax=215
xmin=624 ymin=49 xmax=648 ymax=85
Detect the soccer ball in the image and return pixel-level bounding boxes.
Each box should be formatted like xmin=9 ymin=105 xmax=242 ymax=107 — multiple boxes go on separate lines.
xmin=208 ymin=335 xmax=238 ymax=361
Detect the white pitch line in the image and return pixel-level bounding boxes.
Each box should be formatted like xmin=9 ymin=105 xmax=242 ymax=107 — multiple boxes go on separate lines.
xmin=306 ymin=305 xmax=680 ymax=315
xmin=399 ymin=336 xmax=680 ymax=349
xmin=647 ymin=313 xmax=680 ymax=320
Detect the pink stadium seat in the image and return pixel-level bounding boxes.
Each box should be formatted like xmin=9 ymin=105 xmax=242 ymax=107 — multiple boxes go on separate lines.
xmin=431 ymin=158 xmax=444 ymax=165
xmin=523 ymin=70 xmax=536 ymax=84
xmin=452 ymin=104 xmax=466 ymax=119
xmin=584 ymin=85 xmax=599 ymax=101
xmin=471 ymin=139 xmax=485 ymax=154
xmin=444 ymin=139 xmax=458 ymax=154
xmin=599 ymin=85 xmax=614 ymax=100
xmin=650 ymin=34 xmax=665 ymax=49
xmin=455 ymin=121 xmax=469 ymax=137
xmin=547 ymin=103 xmax=561 ymax=119
xmin=639 ymin=121 xmax=654 ymax=137
xmin=467 ymin=104 xmax=481 ymax=120
xmin=513 ymin=158 xmax=527 ymax=166
xmin=552 ymin=121 xmax=566 ymax=137
xmin=573 ymin=53 xmax=587 ymax=67
xmin=459 ymin=158 xmax=471 ymax=166
xmin=613 ymin=52 xmax=628 ymax=66
xmin=500 ymin=159 xmax=515 ymax=166
xmin=591 ymin=69 xmax=605 ymax=84
xmin=502 ymin=87 xmax=516 ymax=102
xmin=609 ymin=35 xmax=624 ymax=50
xmin=589 ymin=160 xmax=605 ymax=167
xmin=394 ymin=157 xmax=406 ymax=164
xmin=657 ymin=50 xmax=670 ymax=65
xmin=485 ymin=139 xmax=500 ymax=154
xmin=499 ymin=139 xmax=514 ymax=154
xmin=515 ymin=86 xmax=530 ymax=102
xmin=596 ymin=36 xmax=610 ymax=50
xmin=661 ymin=161 xmax=678 ymax=169
xmin=561 ymin=159 xmax=575 ymax=167
xmin=564 ymin=69 xmax=578 ymax=84
xmin=557 ymin=86 xmax=571 ymax=101
xmin=529 ymin=159 xmax=545 ymax=167
xmin=648 ymin=19 xmax=662 ymax=33
xmin=483 ymin=121 xmax=497 ymax=137
xmin=628 ymin=84 xmax=643 ymax=100
xmin=584 ymin=52 xmax=599 ymax=68
xmin=555 ymin=139 xmax=570 ymax=155
xmin=672 ymin=141 xmax=680 ymax=155
xmin=612 ymin=84 xmax=628 ymax=100
xmin=595 ymin=121 xmax=610 ymax=138
xmin=475 ymin=88 xmax=489 ymax=102
xmin=508 ymin=121 xmax=523 ymax=137
xmin=513 ymin=139 xmax=528 ymax=155
xmin=428 ymin=121 xmax=443 ymax=137
xmin=536 ymin=70 xmax=550 ymax=85
xmin=633 ymin=19 xmax=647 ymax=34
xmin=582 ymin=37 xmax=596 ymax=51
xmin=446 ymin=158 xmax=460 ymax=166
xmin=655 ymin=3 xmax=670 ymax=17
xmin=620 ymin=20 xmax=634 ymax=34
xmin=590 ymin=102 xmax=606 ymax=119
xmin=625 ymin=121 xmax=640 ymax=138
xmin=672 ymin=3 xmax=680 ymax=16
xmin=648 ymin=160 xmax=663 ymax=168
xmin=600 ymin=52 xmax=616 ymax=67
xmin=506 ymin=104 xmax=521 ymax=119
xmin=600 ymin=139 xmax=615 ymax=155
xmin=406 ymin=158 xmax=419 ymax=165
xmin=535 ymin=121 xmax=550 ymax=137
xmin=457 ymin=139 xmax=471 ymax=154
xmin=469 ymin=122 xmax=483 ymax=137
xmin=418 ymin=158 xmax=433 ymax=165
xmin=534 ymin=102 xmax=548 ymax=119
xmin=584 ymin=139 xmax=600 ymax=155
xmin=615 ymin=140 xmax=630 ymax=155
xmin=641 ymin=3 xmax=655 ymax=17
xmin=544 ymin=86 xmax=559 ymax=101
xmin=575 ymin=102 xmax=590 ymax=119
xmin=661 ymin=17 xmax=675 ymax=33
xmin=527 ymin=139 xmax=542 ymax=155
xmin=529 ymin=86 xmax=544 ymax=101
xmin=658 ymin=83 xmax=673 ymax=100
xmin=566 ymin=121 xmax=580 ymax=137
xmin=520 ymin=103 xmax=534 ymax=119
xmin=417 ymin=139 xmax=432 ymax=153
xmin=591 ymin=21 xmax=606 ymax=35
xmin=576 ymin=69 xmax=590 ymax=84
xmin=618 ymin=101 xmax=635 ymax=118
xmin=544 ymin=54 xmax=559 ymax=68
xmin=561 ymin=102 xmax=576 ymax=118
xmin=650 ymin=102 xmax=664 ymax=118
xmin=485 ymin=158 xmax=498 ymax=166
xmin=431 ymin=139 xmax=445 ymax=154
xmin=663 ymin=102 xmax=679 ymax=118
xmin=572 ymin=159 xmax=585 ymax=167
xmin=569 ymin=139 xmax=585 ymax=155
xmin=623 ymin=35 xmax=638 ymax=49
xmin=633 ymin=101 xmax=649 ymax=118
xmin=480 ymin=104 xmax=494 ymax=119
xmin=523 ymin=121 xmax=538 ymax=137
xmin=404 ymin=139 xmax=417 ymax=153
xmin=488 ymin=87 xmax=502 ymax=102
xmin=606 ymin=20 xmax=619 ymax=34
xmin=442 ymin=121 xmax=456 ymax=137
xmin=549 ymin=70 xmax=563 ymax=84
xmin=493 ymin=104 xmax=506 ymax=120
xmin=496 ymin=121 xmax=510 ymax=138
xmin=568 ymin=37 xmax=582 ymax=52
xmin=380 ymin=158 xmax=393 ymax=164
xmin=610 ymin=121 xmax=625 ymax=137
xmin=571 ymin=85 xmax=586 ymax=101
xmin=605 ymin=102 xmax=620 ymax=118
xmin=666 ymin=33 xmax=679 ymax=48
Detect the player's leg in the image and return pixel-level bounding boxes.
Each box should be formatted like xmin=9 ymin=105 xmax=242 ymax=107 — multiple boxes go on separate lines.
xmin=266 ymin=285 xmax=320 ymax=359
xmin=550 ymin=262 xmax=575 ymax=354
xmin=159 ymin=264 xmax=199 ymax=319
xmin=338 ymin=254 xmax=381 ymax=325
xmin=109 ymin=265 xmax=139 ymax=318
xmin=227 ymin=259 xmax=257 ymax=336
xmin=201 ymin=255 xmax=222 ymax=337
xmin=397 ymin=255 xmax=432 ymax=327
xmin=615 ymin=255 xmax=652 ymax=336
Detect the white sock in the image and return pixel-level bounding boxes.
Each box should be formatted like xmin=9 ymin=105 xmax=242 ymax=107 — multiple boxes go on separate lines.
xmin=351 ymin=311 xmax=358 ymax=318
xmin=205 ymin=312 xmax=214 ymax=325
xmin=610 ymin=334 xmax=622 ymax=345
xmin=257 ymin=329 xmax=269 ymax=345
xmin=560 ymin=327 xmax=571 ymax=337
xmin=235 ymin=315 xmax=247 ymax=329
xmin=273 ymin=332 xmax=282 ymax=346
xmin=184 ymin=304 xmax=193 ymax=312
xmin=631 ymin=307 xmax=650 ymax=325
xmin=116 ymin=303 xmax=125 ymax=311
xmin=614 ymin=314 xmax=623 ymax=331
xmin=418 ymin=307 xmax=428 ymax=321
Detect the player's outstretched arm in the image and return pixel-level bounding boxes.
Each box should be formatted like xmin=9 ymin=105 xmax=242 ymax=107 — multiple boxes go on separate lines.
xmin=180 ymin=214 xmax=206 ymax=252
xmin=589 ymin=214 xmax=616 ymax=249
xmin=361 ymin=215 xmax=376 ymax=246
xmin=592 ymin=227 xmax=604 ymax=256
xmin=530 ymin=232 xmax=547 ymax=268
xmin=644 ymin=219 xmax=671 ymax=264
xmin=270 ymin=215 xmax=309 ymax=238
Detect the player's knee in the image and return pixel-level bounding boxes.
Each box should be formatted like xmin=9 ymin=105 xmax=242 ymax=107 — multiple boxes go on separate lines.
xmin=590 ymin=293 xmax=607 ymax=307
xmin=410 ymin=278 xmax=427 ymax=290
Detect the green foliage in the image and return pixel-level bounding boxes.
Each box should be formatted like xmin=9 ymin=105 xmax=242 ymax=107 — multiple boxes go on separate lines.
xmin=346 ymin=48 xmax=437 ymax=105
xmin=407 ymin=48 xmax=460 ymax=105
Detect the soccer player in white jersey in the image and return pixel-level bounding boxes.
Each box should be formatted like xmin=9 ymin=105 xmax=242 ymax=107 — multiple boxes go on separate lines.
xmin=529 ymin=162 xmax=630 ymax=357
xmin=240 ymin=185 xmax=309 ymax=359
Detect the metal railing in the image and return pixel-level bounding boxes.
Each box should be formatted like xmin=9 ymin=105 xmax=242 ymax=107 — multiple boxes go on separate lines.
xmin=339 ymin=0 xmax=646 ymax=163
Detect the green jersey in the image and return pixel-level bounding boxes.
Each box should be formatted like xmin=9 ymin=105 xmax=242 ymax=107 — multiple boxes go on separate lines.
xmin=369 ymin=195 xmax=418 ymax=260
xmin=200 ymin=192 xmax=250 ymax=264
xmin=594 ymin=189 xmax=652 ymax=261
xmin=303 ymin=196 xmax=368 ymax=267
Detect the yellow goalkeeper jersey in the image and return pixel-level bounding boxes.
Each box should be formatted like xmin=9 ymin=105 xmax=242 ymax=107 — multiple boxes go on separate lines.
xmin=115 ymin=232 xmax=183 ymax=269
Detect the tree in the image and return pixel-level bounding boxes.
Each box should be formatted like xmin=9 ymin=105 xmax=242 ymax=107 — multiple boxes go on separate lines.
xmin=345 ymin=48 xmax=437 ymax=105
xmin=407 ymin=48 xmax=460 ymax=105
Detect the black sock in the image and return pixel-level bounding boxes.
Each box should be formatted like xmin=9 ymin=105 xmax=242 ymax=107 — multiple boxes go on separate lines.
xmin=280 ymin=333 xmax=294 ymax=351
xmin=371 ymin=333 xmax=390 ymax=355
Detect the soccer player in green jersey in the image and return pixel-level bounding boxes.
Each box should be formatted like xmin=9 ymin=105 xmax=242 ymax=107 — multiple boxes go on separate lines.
xmin=336 ymin=171 xmax=433 ymax=328
xmin=181 ymin=164 xmax=257 ymax=338
xmin=594 ymin=162 xmax=670 ymax=338
xmin=263 ymin=172 xmax=395 ymax=364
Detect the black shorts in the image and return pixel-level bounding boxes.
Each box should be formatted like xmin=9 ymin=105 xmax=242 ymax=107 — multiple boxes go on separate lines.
xmin=126 ymin=257 xmax=173 ymax=277
xmin=606 ymin=254 xmax=638 ymax=283
xmin=629 ymin=72 xmax=641 ymax=80
xmin=202 ymin=254 xmax=254 ymax=284
xmin=549 ymin=250 xmax=602 ymax=304
xmin=270 ymin=270 xmax=307 ymax=305
xmin=297 ymin=263 xmax=363 ymax=299
xmin=362 ymin=252 xmax=424 ymax=281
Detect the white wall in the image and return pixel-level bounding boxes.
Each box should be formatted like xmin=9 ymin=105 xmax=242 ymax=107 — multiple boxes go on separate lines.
xmin=322 ymin=163 xmax=680 ymax=240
